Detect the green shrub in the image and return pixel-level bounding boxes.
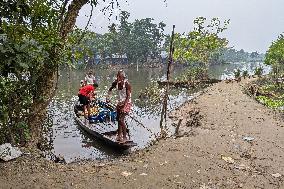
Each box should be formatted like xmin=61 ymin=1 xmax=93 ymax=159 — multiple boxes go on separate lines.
xmin=233 ymin=68 xmax=241 ymax=78
xmin=242 ymin=70 xmax=249 ymax=78
xmin=254 ymin=67 xmax=263 ymax=76
xmin=175 ymin=67 xmax=208 ymax=82
xmin=256 ymin=95 xmax=284 ymax=109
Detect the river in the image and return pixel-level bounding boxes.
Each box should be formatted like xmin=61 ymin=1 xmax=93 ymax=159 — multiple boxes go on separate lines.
xmin=44 ymin=62 xmax=271 ymax=163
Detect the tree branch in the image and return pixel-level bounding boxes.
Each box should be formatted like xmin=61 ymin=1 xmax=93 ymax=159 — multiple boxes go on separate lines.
xmin=57 ymin=0 xmax=70 ymax=30
xmin=59 ymin=0 xmax=89 ymax=40
xmin=77 ymin=0 xmax=94 ymax=44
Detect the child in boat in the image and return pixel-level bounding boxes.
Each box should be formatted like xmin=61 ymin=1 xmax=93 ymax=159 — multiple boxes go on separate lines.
xmin=78 ymin=83 xmax=98 ymax=121
xmin=106 ymin=70 xmax=132 ymax=142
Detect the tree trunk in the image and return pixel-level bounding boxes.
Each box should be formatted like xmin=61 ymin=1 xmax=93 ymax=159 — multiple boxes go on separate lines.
xmin=27 ymin=66 xmax=58 ymax=146
xmin=26 ymin=0 xmax=90 ymax=147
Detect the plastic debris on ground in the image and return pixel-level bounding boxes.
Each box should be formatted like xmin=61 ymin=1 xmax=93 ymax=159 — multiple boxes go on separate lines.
xmin=271 ymin=173 xmax=282 ymax=178
xmin=0 ymin=143 xmax=22 ymax=161
xmin=121 ymin=171 xmax=132 ymax=177
xmin=234 ymin=164 xmax=247 ymax=170
xmin=221 ymin=155 xmax=235 ymax=164
xmin=243 ymin=136 xmax=255 ymax=142
xmin=140 ymin=173 xmax=147 ymax=176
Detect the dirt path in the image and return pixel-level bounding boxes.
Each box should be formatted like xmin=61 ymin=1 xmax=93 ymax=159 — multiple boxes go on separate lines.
xmin=1 ymin=79 xmax=283 ymax=189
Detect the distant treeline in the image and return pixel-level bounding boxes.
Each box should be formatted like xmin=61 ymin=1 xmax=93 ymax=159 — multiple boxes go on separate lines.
xmin=211 ymin=48 xmax=265 ymax=64
xmin=70 ymin=13 xmax=262 ymax=67
xmin=69 ymin=11 xmax=167 ymax=66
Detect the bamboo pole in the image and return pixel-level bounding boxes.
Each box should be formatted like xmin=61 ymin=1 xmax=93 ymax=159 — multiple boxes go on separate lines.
xmin=159 ymin=25 xmax=175 ymax=134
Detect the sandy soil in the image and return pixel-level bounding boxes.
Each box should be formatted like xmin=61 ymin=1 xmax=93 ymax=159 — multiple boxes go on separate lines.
xmin=1 ymin=78 xmax=283 ymax=189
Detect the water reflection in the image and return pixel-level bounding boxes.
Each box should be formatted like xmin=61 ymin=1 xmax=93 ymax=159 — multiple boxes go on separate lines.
xmin=209 ymin=62 xmax=271 ymax=79
xmin=45 ymin=62 xmax=270 ymax=162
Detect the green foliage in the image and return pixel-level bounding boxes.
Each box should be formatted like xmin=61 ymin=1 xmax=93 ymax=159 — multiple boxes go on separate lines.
xmin=265 ymin=34 xmax=284 ymax=78
xmin=136 ymin=81 xmax=162 ymax=114
xmin=173 ymin=17 xmax=229 ymax=65
xmin=254 ymin=67 xmax=264 ymax=76
xmin=233 ymin=68 xmax=241 ymax=78
xmin=0 ymin=0 xmax=59 ymax=144
xmin=250 ymin=51 xmax=259 ymax=59
xmin=252 ymin=79 xmax=284 ymax=110
xmin=65 ymin=28 xmax=98 ymax=66
xmin=260 ymin=84 xmax=284 ymax=95
xmin=128 ymin=17 xmax=166 ymax=62
xmin=242 ymin=70 xmax=249 ymax=78
xmin=15 ymin=122 xmax=31 ymax=143
xmin=175 ymin=67 xmax=208 ymax=82
xmin=212 ymin=48 xmax=264 ymax=64
xmin=256 ymin=96 xmax=284 ymax=109
xmin=70 ymin=11 xmax=167 ymax=66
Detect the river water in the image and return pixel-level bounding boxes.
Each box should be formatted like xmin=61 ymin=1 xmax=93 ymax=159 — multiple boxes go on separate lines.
xmin=44 ymin=62 xmax=271 ymax=163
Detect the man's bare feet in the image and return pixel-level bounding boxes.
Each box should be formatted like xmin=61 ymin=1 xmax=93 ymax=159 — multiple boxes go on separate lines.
xmin=116 ymin=135 xmax=122 ymax=141
xmin=122 ymin=137 xmax=128 ymax=142
xmin=117 ymin=137 xmax=128 ymax=143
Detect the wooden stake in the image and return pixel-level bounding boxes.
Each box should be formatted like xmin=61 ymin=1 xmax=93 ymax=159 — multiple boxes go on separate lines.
xmin=160 ymin=25 xmax=175 ymax=132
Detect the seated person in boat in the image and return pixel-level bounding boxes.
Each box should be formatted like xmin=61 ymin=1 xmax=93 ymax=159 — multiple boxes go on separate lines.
xmin=78 ymin=83 xmax=98 ymax=120
xmin=106 ymin=70 xmax=132 ymax=142
xmin=84 ymin=70 xmax=96 ymax=85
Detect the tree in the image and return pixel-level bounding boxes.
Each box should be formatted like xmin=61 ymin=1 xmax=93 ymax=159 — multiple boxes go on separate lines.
xmin=67 ymin=11 xmax=167 ymax=65
xmin=0 ymin=0 xmax=117 ymax=146
xmin=117 ymin=11 xmax=132 ymax=60
xmin=265 ymin=34 xmax=284 ymax=78
xmin=173 ymin=17 xmax=229 ymax=67
xmin=250 ymin=51 xmax=259 ymax=59
xmin=118 ymin=12 xmax=166 ymax=63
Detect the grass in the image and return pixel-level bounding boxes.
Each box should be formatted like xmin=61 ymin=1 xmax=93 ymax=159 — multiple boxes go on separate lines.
xmin=255 ymin=80 xmax=284 ymax=109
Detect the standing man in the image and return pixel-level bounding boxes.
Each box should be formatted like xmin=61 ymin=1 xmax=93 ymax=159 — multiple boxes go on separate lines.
xmin=106 ymin=70 xmax=132 ymax=142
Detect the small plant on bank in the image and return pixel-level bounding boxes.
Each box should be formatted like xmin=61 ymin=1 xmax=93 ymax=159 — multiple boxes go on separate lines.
xmin=233 ymin=68 xmax=241 ymax=79
xmin=256 ymin=96 xmax=284 ymax=109
xmin=254 ymin=67 xmax=264 ymax=77
xmin=175 ymin=67 xmax=208 ymax=82
xmin=249 ymin=79 xmax=284 ymax=111
xmin=242 ymin=70 xmax=249 ymax=78
xmin=138 ymin=81 xmax=162 ymax=104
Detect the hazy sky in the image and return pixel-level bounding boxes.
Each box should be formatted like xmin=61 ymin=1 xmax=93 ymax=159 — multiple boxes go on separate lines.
xmin=76 ymin=0 xmax=284 ymax=53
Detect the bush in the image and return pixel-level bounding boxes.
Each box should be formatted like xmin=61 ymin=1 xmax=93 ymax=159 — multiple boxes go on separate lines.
xmin=242 ymin=70 xmax=249 ymax=78
xmin=256 ymin=95 xmax=284 ymax=109
xmin=233 ymin=68 xmax=241 ymax=78
xmin=254 ymin=67 xmax=263 ymax=77
xmin=175 ymin=67 xmax=208 ymax=82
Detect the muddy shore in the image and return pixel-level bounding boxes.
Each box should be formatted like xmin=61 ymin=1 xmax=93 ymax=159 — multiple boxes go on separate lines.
xmin=1 ymin=78 xmax=283 ymax=189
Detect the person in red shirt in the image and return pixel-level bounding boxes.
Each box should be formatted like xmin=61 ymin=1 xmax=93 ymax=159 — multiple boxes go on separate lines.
xmin=78 ymin=84 xmax=97 ymax=120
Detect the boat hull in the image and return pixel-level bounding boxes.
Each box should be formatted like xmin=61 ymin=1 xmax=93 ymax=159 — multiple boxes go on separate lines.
xmin=74 ymin=100 xmax=137 ymax=150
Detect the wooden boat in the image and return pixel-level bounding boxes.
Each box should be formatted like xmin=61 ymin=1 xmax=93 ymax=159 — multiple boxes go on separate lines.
xmin=74 ymin=99 xmax=137 ymax=150
xmin=157 ymin=78 xmax=221 ymax=88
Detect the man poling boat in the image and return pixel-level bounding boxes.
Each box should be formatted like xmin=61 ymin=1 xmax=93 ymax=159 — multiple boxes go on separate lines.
xmin=106 ymin=70 xmax=132 ymax=143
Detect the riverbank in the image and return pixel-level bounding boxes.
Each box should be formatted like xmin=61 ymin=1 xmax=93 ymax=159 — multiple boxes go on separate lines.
xmin=1 ymin=78 xmax=283 ymax=189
